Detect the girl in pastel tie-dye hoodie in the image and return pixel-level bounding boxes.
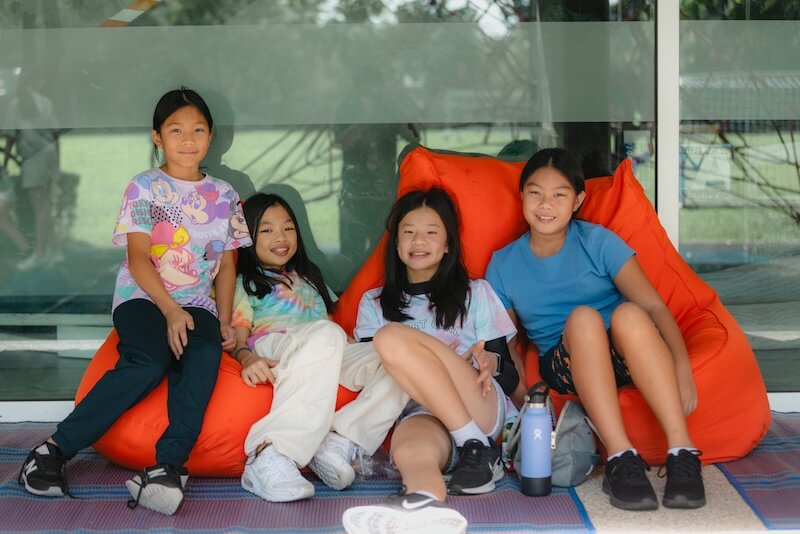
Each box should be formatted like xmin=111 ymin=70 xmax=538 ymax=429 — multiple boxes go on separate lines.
xmin=231 ymin=193 xmax=408 ymax=503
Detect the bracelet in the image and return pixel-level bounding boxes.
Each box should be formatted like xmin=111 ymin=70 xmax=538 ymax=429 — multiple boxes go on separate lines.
xmin=234 ymin=347 xmax=252 ymax=361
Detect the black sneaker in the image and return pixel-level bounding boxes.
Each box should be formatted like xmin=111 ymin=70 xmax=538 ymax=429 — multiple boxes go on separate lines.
xmin=660 ymin=449 xmax=706 ymax=509
xmin=447 ymin=438 xmax=503 ymax=495
xmin=126 ymin=464 xmax=188 ymax=516
xmin=342 ymin=490 xmax=467 ymax=534
xmin=602 ymin=450 xmax=658 ymax=511
xmin=18 ymin=442 xmax=68 ymax=497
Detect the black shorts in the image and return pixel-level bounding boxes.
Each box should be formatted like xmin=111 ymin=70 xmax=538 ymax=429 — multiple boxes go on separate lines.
xmin=539 ymin=330 xmax=633 ymax=395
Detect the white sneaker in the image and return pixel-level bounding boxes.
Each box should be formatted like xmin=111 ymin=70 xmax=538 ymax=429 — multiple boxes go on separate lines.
xmin=342 ymin=492 xmax=467 ymax=534
xmin=241 ymin=446 xmax=314 ymax=502
xmin=309 ymin=432 xmax=360 ymax=490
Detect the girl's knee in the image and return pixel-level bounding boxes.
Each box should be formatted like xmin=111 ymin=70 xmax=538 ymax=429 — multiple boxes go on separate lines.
xmin=610 ymin=302 xmax=651 ymax=331
xmin=309 ymin=319 xmax=346 ymax=342
xmin=565 ymin=306 xmax=604 ymax=335
xmin=374 ymin=323 xmax=410 ymax=363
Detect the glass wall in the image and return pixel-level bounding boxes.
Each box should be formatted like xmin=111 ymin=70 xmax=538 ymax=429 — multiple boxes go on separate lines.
xmin=0 ymin=0 xmax=655 ymax=400
xmin=680 ymin=2 xmax=800 ymax=391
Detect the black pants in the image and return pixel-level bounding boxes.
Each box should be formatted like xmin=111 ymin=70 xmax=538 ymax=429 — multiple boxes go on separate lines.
xmin=52 ymin=299 xmax=222 ymax=468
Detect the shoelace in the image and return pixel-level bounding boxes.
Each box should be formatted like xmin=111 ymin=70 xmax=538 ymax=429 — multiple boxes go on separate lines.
xmin=657 ymin=450 xmax=702 ymax=479
xmin=259 ymin=450 xmax=303 ymax=483
xmin=127 ymin=465 xmax=179 ymax=510
xmin=612 ymin=454 xmax=651 ymax=483
xmin=458 ymin=441 xmax=486 ymax=470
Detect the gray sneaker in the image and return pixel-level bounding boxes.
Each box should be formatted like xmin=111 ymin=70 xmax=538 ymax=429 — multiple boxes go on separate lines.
xmin=126 ymin=464 xmax=188 ymax=516
xmin=342 ymin=491 xmax=467 ymax=534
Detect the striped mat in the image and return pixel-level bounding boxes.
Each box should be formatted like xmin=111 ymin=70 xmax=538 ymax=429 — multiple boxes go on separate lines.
xmin=0 ymin=423 xmax=592 ymax=533
xmin=718 ymin=411 xmax=800 ymax=530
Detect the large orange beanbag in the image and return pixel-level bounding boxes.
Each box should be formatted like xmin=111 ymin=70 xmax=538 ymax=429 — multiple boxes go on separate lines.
xmin=333 ymin=145 xmax=771 ymax=465
xmin=76 ymin=332 xmax=358 ymax=476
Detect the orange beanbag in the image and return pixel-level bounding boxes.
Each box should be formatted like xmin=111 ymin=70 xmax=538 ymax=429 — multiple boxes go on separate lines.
xmin=333 ymin=144 xmax=771 ymax=465
xmin=75 ymin=331 xmax=358 ymax=476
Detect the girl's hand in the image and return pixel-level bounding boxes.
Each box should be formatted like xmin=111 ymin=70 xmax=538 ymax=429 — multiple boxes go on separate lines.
xmin=165 ymin=306 xmax=194 ymax=359
xmin=468 ymin=341 xmax=496 ymax=397
xmin=676 ymin=360 xmax=698 ymax=415
xmin=220 ymin=324 xmax=236 ymax=352
xmin=240 ymin=351 xmax=276 ymax=387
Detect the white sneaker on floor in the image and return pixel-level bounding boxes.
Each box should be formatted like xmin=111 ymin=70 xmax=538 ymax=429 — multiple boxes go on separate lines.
xmin=342 ymin=492 xmax=467 ymax=534
xmin=309 ymin=431 xmax=360 ymax=490
xmin=241 ymin=446 xmax=314 ymax=502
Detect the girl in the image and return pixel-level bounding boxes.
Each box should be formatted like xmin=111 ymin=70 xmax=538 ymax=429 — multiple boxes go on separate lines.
xmin=18 ymin=88 xmax=250 ymax=515
xmin=232 ymin=193 xmax=409 ymax=503
xmin=485 ymin=148 xmax=705 ymax=511
xmin=342 ymin=188 xmax=519 ymax=534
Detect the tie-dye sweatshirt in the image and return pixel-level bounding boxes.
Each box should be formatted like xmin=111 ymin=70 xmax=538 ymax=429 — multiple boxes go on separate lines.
xmin=231 ymin=271 xmax=331 ymax=346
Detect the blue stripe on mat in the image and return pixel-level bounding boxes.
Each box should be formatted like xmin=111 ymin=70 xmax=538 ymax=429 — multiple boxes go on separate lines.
xmin=716 ymin=411 xmax=800 ymax=530
xmin=0 ymin=421 xmax=595 ymax=534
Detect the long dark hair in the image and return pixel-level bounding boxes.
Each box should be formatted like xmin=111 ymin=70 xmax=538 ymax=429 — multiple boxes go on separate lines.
xmin=380 ymin=188 xmax=469 ymax=330
xmin=237 ymin=193 xmax=334 ymax=313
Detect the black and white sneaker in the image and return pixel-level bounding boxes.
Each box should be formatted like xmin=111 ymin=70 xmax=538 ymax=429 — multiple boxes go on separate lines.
xmin=447 ymin=438 xmax=504 ymax=495
xmin=18 ymin=442 xmax=68 ymax=497
xmin=342 ymin=491 xmax=467 ymax=534
xmin=126 ymin=464 xmax=188 ymax=516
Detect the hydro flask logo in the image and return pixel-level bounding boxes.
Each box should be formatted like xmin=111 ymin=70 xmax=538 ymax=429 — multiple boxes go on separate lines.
xmin=533 ymin=429 xmax=543 ymax=440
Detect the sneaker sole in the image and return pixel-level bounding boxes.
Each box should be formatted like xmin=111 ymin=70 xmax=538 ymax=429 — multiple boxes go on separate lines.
xmin=241 ymin=473 xmax=315 ymax=502
xmin=21 ymin=475 xmax=64 ymax=497
xmin=342 ymin=504 xmax=467 ymax=534
xmin=601 ymin=478 xmax=658 ymax=511
xmin=308 ymin=455 xmax=355 ymax=491
xmin=663 ymin=495 xmax=706 ymax=509
xmin=447 ymin=461 xmax=504 ymax=495
xmin=126 ymin=479 xmax=184 ymax=516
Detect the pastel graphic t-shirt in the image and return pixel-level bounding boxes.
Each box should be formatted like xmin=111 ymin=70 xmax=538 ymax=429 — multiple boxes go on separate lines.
xmin=111 ymin=168 xmax=251 ymax=316
xmin=355 ymin=279 xmax=516 ymax=353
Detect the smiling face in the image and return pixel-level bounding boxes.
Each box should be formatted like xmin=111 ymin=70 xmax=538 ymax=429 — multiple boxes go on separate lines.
xmin=151 ymin=105 xmax=211 ymax=181
xmin=521 ymin=166 xmax=586 ymax=239
xmin=396 ymin=205 xmax=449 ymax=283
xmin=255 ymin=204 xmax=298 ymax=271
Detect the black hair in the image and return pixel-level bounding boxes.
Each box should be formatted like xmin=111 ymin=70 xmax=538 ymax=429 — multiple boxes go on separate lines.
xmin=151 ymin=87 xmax=214 ymax=162
xmin=237 ymin=193 xmax=334 ymax=314
xmin=519 ymin=148 xmax=585 ymax=220
xmin=380 ymin=187 xmax=469 ymax=330
xmin=519 ymin=147 xmax=585 ymax=195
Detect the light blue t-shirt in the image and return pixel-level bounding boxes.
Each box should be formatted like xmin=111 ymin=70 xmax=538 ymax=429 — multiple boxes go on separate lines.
xmin=485 ymin=220 xmax=634 ymax=354
xmin=355 ymin=279 xmax=516 ymax=354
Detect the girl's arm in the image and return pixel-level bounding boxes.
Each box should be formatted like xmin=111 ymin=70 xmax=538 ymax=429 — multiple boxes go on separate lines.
xmin=613 ymin=256 xmax=697 ymax=414
xmin=505 ymin=309 xmax=529 ymax=407
xmin=232 ymin=326 xmax=277 ymax=387
xmin=127 ymin=232 xmax=194 ymax=358
xmin=213 ymin=250 xmax=236 ymax=352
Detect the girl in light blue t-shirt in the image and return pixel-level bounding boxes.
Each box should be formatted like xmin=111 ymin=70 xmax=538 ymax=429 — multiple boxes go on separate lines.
xmin=486 ymin=148 xmax=704 ymax=513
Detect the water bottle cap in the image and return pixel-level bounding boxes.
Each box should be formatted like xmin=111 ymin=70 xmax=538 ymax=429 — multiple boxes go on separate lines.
xmin=524 ymin=381 xmax=550 ymax=406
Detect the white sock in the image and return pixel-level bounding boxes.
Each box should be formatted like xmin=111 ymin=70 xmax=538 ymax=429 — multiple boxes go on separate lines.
xmin=668 ymin=446 xmax=698 ymax=457
xmin=450 ymin=421 xmax=489 ymax=447
xmin=607 ymin=448 xmax=638 ymax=462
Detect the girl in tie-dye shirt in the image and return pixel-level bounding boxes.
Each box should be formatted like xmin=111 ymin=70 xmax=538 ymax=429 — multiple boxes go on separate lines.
xmin=342 ymin=188 xmax=521 ymax=534
xmin=231 ymin=193 xmax=409 ymax=503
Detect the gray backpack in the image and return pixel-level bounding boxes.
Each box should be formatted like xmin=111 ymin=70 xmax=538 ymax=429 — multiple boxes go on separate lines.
xmin=504 ymin=396 xmax=599 ymax=487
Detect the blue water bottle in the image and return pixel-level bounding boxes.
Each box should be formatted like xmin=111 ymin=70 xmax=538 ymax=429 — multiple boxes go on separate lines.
xmin=520 ymin=381 xmax=553 ymax=496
